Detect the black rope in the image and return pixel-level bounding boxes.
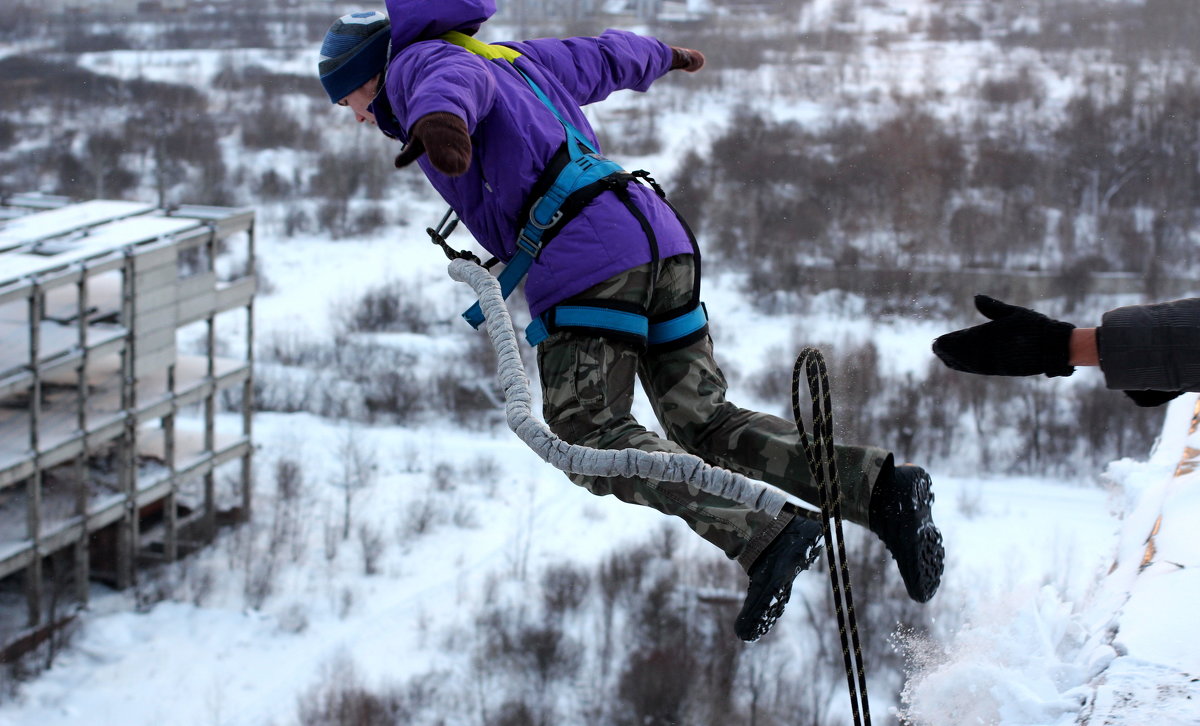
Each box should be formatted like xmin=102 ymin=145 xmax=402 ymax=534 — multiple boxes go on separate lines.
xmin=426 ymin=207 xmax=495 ymax=267
xmin=791 ymin=347 xmax=871 ymax=726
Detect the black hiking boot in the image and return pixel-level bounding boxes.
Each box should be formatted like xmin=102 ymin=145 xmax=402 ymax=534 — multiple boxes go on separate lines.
xmin=735 ymin=514 xmax=825 ymax=642
xmin=869 ymin=463 xmax=944 ymax=603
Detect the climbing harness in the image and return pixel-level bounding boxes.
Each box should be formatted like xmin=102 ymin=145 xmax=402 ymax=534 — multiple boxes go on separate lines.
xmin=792 ymin=348 xmax=872 ymax=726
xmin=434 ymin=31 xmax=707 ymax=350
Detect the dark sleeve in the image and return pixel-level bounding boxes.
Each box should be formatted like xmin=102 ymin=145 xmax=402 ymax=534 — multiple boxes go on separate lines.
xmin=1098 ymin=298 xmax=1200 ymax=391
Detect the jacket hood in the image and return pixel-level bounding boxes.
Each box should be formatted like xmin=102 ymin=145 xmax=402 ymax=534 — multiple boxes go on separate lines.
xmin=384 ymin=0 xmax=495 ymax=52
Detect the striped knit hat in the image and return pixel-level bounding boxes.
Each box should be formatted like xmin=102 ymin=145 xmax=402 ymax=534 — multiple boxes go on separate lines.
xmin=318 ymin=11 xmax=390 ymax=104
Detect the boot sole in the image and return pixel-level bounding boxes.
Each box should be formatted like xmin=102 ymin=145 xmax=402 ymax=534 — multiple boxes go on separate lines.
xmin=892 ymin=470 xmax=944 ymax=603
xmin=736 ymin=540 xmax=823 ymax=643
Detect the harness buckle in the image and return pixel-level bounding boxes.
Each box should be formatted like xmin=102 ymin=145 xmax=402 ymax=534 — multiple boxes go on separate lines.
xmin=516 ymin=229 xmax=543 ymax=257
xmin=528 ymin=197 xmax=564 ymax=231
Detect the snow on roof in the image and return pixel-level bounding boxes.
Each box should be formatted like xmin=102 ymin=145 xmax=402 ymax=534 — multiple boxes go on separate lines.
xmin=0 ymin=200 xmax=155 ymax=252
xmin=0 ymin=209 xmax=202 ymax=287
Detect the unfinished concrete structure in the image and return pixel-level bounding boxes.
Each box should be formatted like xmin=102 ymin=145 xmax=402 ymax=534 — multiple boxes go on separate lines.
xmin=0 ymin=194 xmax=255 ymax=633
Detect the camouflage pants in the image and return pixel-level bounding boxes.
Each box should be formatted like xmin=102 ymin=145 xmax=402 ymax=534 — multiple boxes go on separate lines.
xmin=537 ymin=254 xmax=891 ymax=570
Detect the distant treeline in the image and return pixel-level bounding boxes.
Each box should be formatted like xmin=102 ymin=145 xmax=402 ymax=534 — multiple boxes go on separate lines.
xmin=670 ymin=81 xmax=1200 ymax=295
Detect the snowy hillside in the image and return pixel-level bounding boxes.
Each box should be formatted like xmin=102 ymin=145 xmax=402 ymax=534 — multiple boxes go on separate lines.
xmin=2 ymin=0 xmax=1199 ymax=724
xmin=0 ymin=234 xmax=1194 ymax=724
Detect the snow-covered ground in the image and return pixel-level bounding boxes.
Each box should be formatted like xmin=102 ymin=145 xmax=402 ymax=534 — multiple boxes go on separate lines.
xmin=1 ymin=215 xmax=1195 ymax=724
xmin=3 ymin=1 xmax=1199 ymax=724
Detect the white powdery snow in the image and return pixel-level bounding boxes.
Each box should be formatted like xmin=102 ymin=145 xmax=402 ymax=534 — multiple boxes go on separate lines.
xmin=900 ymin=586 xmax=1102 ymax=726
xmin=899 ymin=394 xmax=1200 ymax=725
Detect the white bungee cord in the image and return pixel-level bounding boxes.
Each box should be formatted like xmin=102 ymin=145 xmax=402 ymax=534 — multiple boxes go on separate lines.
xmin=448 ymin=257 xmax=802 ymax=518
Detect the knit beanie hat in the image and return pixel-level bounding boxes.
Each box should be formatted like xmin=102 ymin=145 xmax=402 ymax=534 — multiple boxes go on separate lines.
xmin=318 ymin=11 xmax=390 ymax=104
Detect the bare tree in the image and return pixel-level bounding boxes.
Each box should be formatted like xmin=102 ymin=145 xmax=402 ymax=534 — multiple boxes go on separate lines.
xmin=335 ymin=428 xmax=378 ymax=541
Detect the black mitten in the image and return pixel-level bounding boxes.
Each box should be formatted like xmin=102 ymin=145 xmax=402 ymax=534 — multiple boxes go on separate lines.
xmin=1123 ymin=390 xmax=1183 ymax=407
xmin=932 ymin=295 xmax=1076 ymax=378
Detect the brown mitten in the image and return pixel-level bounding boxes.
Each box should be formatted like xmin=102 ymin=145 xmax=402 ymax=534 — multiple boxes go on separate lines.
xmin=670 ymin=46 xmax=705 ymax=73
xmin=393 ymin=112 xmax=472 ymax=176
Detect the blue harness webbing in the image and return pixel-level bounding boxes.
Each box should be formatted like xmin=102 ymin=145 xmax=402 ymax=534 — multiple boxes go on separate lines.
xmin=527 ymin=306 xmax=649 ymax=343
xmin=443 ymin=32 xmax=707 ymax=350
xmin=524 ymin=302 xmax=709 ymax=348
xmin=648 ymin=303 xmax=709 ymax=346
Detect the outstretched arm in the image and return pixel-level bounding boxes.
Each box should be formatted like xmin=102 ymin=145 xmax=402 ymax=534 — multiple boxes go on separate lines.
xmin=512 ymin=30 xmax=697 ymax=106
xmin=932 ymin=295 xmax=1200 ymax=406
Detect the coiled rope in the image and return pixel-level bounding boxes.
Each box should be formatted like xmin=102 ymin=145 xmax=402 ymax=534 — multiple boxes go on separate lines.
xmin=447 ymin=257 xmax=799 ymax=519
xmin=791 ymin=347 xmax=871 ymax=726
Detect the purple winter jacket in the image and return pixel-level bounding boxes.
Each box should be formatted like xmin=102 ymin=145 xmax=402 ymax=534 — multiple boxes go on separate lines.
xmin=372 ymin=0 xmax=695 ymax=318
